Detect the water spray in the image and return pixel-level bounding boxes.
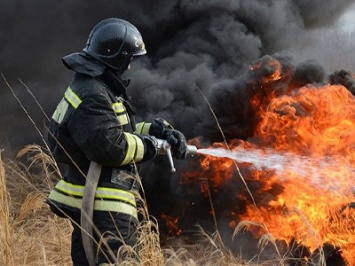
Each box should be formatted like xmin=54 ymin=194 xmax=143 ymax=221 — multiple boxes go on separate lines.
xmin=156 ymin=138 xmax=350 ymax=187
xmin=194 ymin=147 xmax=354 ymax=189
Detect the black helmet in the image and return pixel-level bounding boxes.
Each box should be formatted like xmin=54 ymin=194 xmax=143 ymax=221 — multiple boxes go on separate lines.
xmin=83 ymin=18 xmax=146 ymax=72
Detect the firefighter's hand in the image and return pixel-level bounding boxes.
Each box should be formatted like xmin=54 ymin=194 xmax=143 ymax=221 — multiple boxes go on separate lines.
xmin=149 ymin=118 xmax=173 ymax=138
xmin=140 ymin=135 xmax=159 ymax=161
xmin=163 ymin=129 xmax=187 ymax=159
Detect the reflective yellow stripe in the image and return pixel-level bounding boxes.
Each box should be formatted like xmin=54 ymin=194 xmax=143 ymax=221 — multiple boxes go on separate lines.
xmin=116 ymin=114 xmax=129 ymax=125
xmin=134 ymin=134 xmax=145 ymax=162
xmin=135 ymin=122 xmax=151 ymax=134
xmin=52 ymin=98 xmax=69 ymax=124
xmin=64 ymin=87 xmax=82 ymax=109
xmin=48 ymin=190 xmax=138 ymax=219
xmin=112 ymin=102 xmax=125 ymax=113
xmin=122 ymin=133 xmax=135 ymax=165
xmin=135 ymin=122 xmax=145 ymax=133
xmin=112 ymin=102 xmax=129 ymax=125
xmin=96 ymin=187 xmax=136 ymax=205
xmin=121 ymin=133 xmax=145 ymax=165
xmin=55 ymin=180 xmax=136 ymax=206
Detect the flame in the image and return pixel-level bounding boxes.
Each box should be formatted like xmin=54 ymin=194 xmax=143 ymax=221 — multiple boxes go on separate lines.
xmin=250 ymin=56 xmax=282 ymax=82
xmin=161 ymin=213 xmax=183 ymax=236
xmin=185 ymin=81 xmax=355 ymax=263
xmin=246 ymin=84 xmax=355 ymax=261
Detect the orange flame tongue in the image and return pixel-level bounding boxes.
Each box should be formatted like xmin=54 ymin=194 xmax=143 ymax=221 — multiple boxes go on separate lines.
xmin=243 ymin=84 xmax=355 ymax=262
xmin=161 ymin=213 xmax=183 ymax=236
xmin=257 ymin=84 xmax=355 ymax=157
xmin=189 ymin=84 xmax=355 ymax=264
xmin=250 ymin=55 xmax=283 ymax=82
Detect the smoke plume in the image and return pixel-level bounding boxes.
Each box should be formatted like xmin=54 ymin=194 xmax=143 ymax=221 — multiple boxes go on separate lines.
xmin=1 ymin=0 xmax=354 ymax=151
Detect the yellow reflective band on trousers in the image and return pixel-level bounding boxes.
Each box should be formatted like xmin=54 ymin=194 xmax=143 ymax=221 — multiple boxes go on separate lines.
xmin=121 ymin=132 xmax=144 ymax=165
xmin=48 ymin=180 xmax=138 ymax=219
xmin=64 ymin=87 xmax=82 ymax=109
xmin=112 ymin=102 xmax=129 ymax=125
xmin=135 ymin=122 xmax=151 ymax=134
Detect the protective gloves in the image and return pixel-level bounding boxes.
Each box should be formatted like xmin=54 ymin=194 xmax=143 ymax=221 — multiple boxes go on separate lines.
xmin=139 ymin=134 xmax=159 ymax=161
xmin=149 ymin=118 xmax=173 ymax=137
xmin=163 ymin=129 xmax=187 ymax=159
xmin=149 ymin=118 xmax=187 ymax=159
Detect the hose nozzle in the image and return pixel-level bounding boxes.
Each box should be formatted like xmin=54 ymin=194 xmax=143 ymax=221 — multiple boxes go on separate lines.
xmin=186 ymin=144 xmax=198 ymax=155
xmin=156 ymin=138 xmax=198 ymax=172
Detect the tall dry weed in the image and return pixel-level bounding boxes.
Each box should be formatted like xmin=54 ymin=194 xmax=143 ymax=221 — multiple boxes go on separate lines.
xmin=0 ymin=144 xmax=252 ymax=265
xmin=0 ymin=150 xmax=14 ymax=266
xmin=0 ymin=147 xmax=72 ymax=266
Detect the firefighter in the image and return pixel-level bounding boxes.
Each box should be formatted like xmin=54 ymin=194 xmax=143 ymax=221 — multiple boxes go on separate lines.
xmin=46 ymin=18 xmax=187 ymax=265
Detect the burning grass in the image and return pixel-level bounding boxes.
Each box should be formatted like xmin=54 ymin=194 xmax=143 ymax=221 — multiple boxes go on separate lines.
xmin=183 ymin=82 xmax=355 ymax=265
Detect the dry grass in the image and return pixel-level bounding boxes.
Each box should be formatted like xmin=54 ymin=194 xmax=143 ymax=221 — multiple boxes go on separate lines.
xmin=0 ymin=148 xmax=72 ymax=266
xmin=0 ymin=146 xmax=253 ymax=266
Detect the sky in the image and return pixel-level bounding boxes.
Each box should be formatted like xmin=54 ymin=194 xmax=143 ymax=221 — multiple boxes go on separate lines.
xmin=338 ymin=3 xmax=355 ymax=30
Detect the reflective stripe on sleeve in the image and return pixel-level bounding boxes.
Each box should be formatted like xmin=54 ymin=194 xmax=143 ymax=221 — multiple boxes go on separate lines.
xmin=64 ymin=87 xmax=82 ymax=109
xmin=121 ymin=133 xmax=145 ymax=165
xmin=135 ymin=122 xmax=151 ymax=134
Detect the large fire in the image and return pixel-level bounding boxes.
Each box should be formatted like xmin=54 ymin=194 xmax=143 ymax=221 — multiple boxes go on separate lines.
xmin=180 ymin=60 xmax=355 ymax=264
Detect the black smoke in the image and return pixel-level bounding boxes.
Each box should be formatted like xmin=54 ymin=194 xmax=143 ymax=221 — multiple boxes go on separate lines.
xmin=1 ymin=0 xmax=355 ymax=262
xmin=1 ymin=0 xmax=355 ymax=153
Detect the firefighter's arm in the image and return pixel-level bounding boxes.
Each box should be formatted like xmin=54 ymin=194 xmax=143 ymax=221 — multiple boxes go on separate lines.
xmin=67 ymin=89 xmax=157 ymax=167
xmin=135 ymin=118 xmax=187 ymax=159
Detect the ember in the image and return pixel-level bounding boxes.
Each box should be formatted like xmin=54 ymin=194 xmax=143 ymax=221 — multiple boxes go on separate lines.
xmin=161 ymin=213 xmax=182 ymax=236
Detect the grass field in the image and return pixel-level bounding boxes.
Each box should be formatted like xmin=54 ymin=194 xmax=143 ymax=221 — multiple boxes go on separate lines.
xmin=0 ymin=145 xmax=254 ymax=266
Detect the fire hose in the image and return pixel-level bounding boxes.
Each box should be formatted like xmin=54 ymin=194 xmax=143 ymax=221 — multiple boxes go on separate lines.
xmin=81 ymin=138 xmax=197 ymax=265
